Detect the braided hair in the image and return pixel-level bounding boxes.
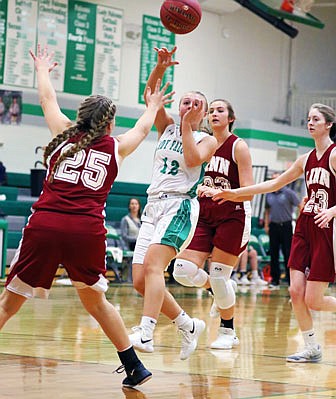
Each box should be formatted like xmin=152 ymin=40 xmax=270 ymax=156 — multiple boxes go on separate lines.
xmin=44 ymin=95 xmax=116 ymax=183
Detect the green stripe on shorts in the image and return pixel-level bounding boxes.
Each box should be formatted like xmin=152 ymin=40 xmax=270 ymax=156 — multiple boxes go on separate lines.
xmin=160 ymin=199 xmax=192 ymax=251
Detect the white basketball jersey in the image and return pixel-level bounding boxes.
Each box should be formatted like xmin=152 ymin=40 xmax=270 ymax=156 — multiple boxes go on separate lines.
xmin=147 ymin=124 xmax=208 ymax=198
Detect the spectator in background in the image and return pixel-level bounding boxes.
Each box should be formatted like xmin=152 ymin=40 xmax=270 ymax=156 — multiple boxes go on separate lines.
xmin=0 ymin=161 xmax=7 ymax=186
xmin=231 ymin=246 xmax=268 ymax=286
xmin=264 ymin=172 xmax=300 ymax=288
xmin=120 ymin=198 xmax=142 ymax=251
xmin=120 ymin=198 xmax=142 ymax=283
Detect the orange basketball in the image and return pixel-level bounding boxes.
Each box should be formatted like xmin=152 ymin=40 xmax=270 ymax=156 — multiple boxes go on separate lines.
xmin=160 ymin=0 xmax=202 ymax=35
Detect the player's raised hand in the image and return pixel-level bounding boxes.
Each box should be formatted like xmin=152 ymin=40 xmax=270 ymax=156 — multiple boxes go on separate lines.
xmin=154 ymin=46 xmax=179 ymax=69
xmin=145 ymin=79 xmax=175 ymax=110
xmin=29 ymin=44 xmax=58 ymax=73
xmin=182 ymin=99 xmax=204 ymax=126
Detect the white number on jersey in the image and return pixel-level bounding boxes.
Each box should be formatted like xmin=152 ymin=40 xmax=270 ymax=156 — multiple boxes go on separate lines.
xmin=54 ymin=144 xmax=111 ymax=190
xmin=304 ymin=188 xmax=329 ymax=214
xmin=202 ymin=175 xmax=231 ymax=189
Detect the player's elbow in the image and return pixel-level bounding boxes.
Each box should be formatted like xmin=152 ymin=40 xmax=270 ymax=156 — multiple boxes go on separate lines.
xmin=185 ymin=154 xmax=203 ymax=168
xmin=185 ymin=159 xmax=199 ymax=168
xmin=39 ymin=93 xmax=56 ymax=109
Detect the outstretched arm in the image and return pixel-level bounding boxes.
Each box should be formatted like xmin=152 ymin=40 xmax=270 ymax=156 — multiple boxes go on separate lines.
xmin=144 ymin=46 xmax=179 ymax=134
xmin=117 ymin=79 xmax=174 ymax=161
xmin=30 ymin=44 xmax=72 ymax=138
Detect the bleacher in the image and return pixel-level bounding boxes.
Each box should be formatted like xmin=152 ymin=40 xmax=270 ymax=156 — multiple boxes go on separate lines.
xmin=0 ymin=173 xmax=149 ymax=279
xmin=0 ymin=199 xmax=35 ymax=217
xmin=0 ymin=186 xmax=19 ymax=201
xmin=6 ymin=172 xmax=31 ymax=189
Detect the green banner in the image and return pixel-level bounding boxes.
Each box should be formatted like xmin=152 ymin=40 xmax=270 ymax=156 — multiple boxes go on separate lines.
xmin=0 ymin=0 xmax=7 ymax=83
xmin=64 ymin=0 xmax=96 ymax=95
xmin=138 ymin=15 xmax=175 ymax=106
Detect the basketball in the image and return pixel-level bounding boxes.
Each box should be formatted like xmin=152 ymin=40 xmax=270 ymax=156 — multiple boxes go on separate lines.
xmin=160 ymin=0 xmax=202 ymax=35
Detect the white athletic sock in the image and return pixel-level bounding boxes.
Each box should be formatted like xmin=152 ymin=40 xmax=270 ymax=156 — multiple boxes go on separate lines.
xmin=302 ymin=329 xmax=317 ymax=348
xmin=251 ymin=270 xmax=258 ymax=279
xmin=140 ymin=316 xmax=157 ymax=338
xmin=173 ymin=310 xmax=193 ymax=330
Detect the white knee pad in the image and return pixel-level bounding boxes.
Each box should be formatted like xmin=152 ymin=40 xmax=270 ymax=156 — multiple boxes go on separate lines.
xmin=209 ymin=262 xmax=235 ymax=309
xmin=173 ymin=259 xmax=208 ymax=288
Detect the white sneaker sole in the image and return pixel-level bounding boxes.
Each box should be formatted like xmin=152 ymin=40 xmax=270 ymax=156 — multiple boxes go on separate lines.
xmin=210 ymin=336 xmax=240 ymax=350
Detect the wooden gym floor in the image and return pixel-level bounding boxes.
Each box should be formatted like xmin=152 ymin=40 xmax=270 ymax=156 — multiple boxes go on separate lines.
xmin=0 ymin=282 xmax=336 ymax=399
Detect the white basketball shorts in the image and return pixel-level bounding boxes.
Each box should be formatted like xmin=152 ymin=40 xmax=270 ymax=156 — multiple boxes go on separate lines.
xmin=132 ymin=196 xmax=199 ymax=265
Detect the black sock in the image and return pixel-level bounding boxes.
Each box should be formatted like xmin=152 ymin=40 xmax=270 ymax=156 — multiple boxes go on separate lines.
xmin=206 ymin=287 xmax=213 ymax=295
xmin=220 ymin=318 xmax=234 ymax=330
xmin=240 ymin=271 xmax=246 ymax=277
xmin=117 ymin=346 xmax=141 ymax=372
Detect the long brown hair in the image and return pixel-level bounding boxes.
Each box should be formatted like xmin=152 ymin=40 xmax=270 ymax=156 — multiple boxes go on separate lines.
xmin=43 ymin=95 xmax=116 ymax=182
xmin=310 ymin=103 xmax=336 ymax=143
xmin=210 ymin=99 xmax=236 ymax=132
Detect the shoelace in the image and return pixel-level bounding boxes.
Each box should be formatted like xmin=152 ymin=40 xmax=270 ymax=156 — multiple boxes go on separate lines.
xmin=131 ymin=325 xmax=154 ymax=344
xmin=113 ymin=365 xmax=125 ymax=374
xmin=178 ymin=328 xmax=193 ymax=343
xmin=219 ymin=327 xmax=235 ymax=335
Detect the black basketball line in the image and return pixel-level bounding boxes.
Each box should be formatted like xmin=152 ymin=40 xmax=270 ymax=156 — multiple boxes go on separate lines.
xmin=163 ymin=3 xmax=201 ymax=23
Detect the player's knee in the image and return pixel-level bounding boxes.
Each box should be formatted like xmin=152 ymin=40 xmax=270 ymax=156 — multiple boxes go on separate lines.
xmin=173 ymin=259 xmax=197 ymax=287
xmin=288 ymin=280 xmax=305 ymax=304
xmin=249 ymin=247 xmax=257 ymax=258
xmin=192 ymin=268 xmax=208 ymax=287
xmin=305 ymin=292 xmax=323 ymax=311
xmin=173 ymin=259 xmax=208 ymax=287
xmin=209 ymin=262 xmax=235 ymax=309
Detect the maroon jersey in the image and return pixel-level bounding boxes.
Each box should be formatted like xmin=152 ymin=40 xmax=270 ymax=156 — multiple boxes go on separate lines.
xmin=288 ymin=144 xmax=336 ymax=282
xmin=203 ymin=134 xmax=240 ymax=190
xmin=199 ymin=133 xmax=246 ymax=219
xmin=188 ymin=134 xmax=251 ymax=255
xmin=33 ymin=134 xmax=118 ymax=219
xmin=303 ymin=144 xmax=336 ymax=217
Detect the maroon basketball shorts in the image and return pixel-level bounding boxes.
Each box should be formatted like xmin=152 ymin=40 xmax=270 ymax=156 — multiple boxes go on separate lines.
xmin=288 ymin=213 xmax=336 ymax=283
xmin=6 ymin=211 xmax=108 ymax=298
xmin=187 ymin=199 xmax=251 ymax=256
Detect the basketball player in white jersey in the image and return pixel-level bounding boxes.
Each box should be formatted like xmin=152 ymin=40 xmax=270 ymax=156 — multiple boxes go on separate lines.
xmin=129 ymin=46 xmax=217 ymax=360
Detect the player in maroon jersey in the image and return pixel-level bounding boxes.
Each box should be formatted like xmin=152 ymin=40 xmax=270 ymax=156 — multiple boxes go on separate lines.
xmin=202 ymin=103 xmax=336 ymax=363
xmin=175 ymin=98 xmax=254 ymax=349
xmin=0 ymin=44 xmax=173 ymax=387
